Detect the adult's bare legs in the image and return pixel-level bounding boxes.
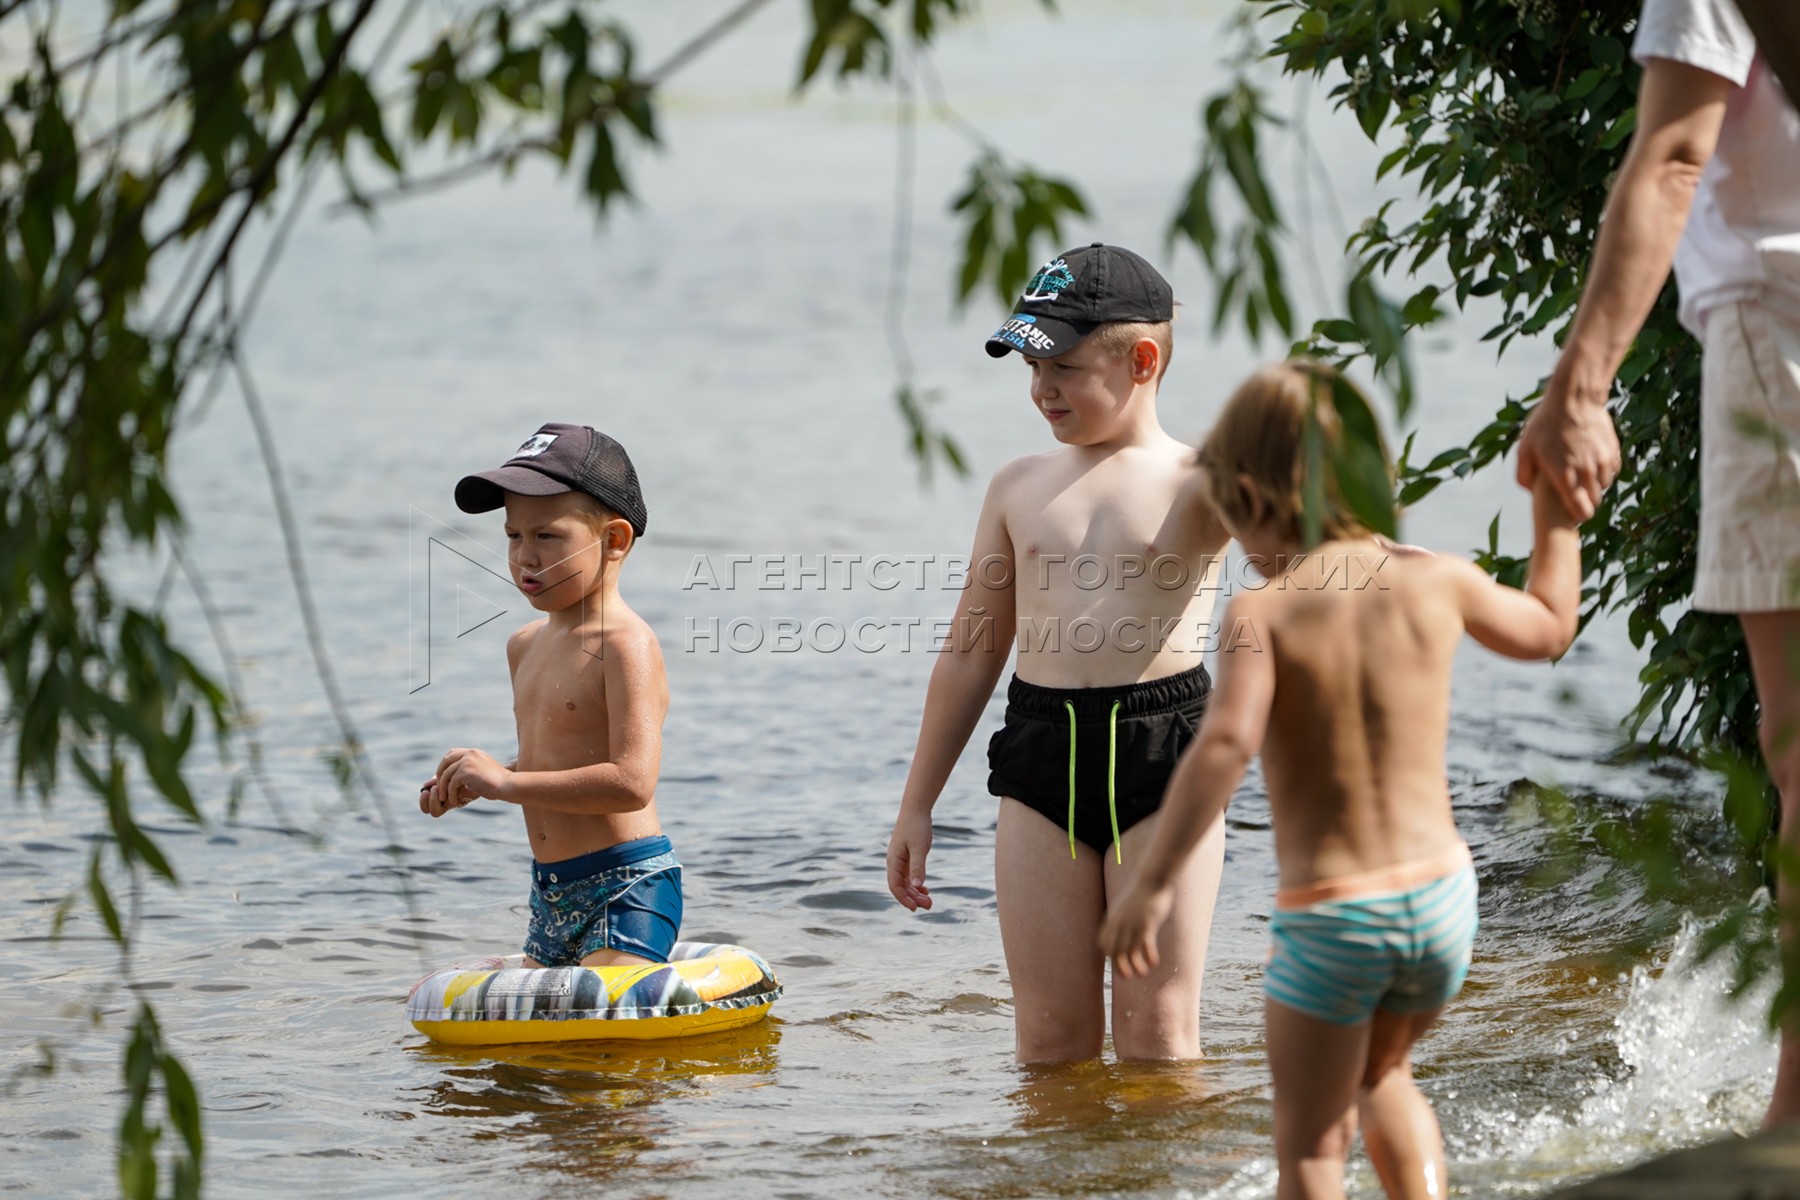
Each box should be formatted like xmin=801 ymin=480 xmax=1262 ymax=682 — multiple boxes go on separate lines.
xmin=1744 ymin=611 xmax=1800 ymax=1127
xmin=1104 ymin=808 xmax=1226 ymax=1060
xmin=1358 ymin=1009 xmax=1449 ymax=1200
xmin=995 ymin=797 xmax=1107 ymax=1063
xmin=1266 ymin=999 xmax=1371 ymax=1200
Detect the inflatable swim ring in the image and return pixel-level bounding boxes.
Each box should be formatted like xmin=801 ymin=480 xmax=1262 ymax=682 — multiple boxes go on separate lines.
xmin=406 ymin=941 xmax=781 ymax=1045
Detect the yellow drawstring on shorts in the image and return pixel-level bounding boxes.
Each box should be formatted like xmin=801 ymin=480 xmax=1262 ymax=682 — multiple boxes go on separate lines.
xmin=1107 ymin=700 xmax=1122 ymax=863
xmin=1064 ymin=701 xmax=1078 ymax=860
xmin=1064 ymin=699 xmax=1125 ymax=863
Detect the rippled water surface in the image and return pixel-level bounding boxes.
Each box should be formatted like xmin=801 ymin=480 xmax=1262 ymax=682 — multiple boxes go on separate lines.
xmin=1 ymin=2 xmax=1780 ymax=1196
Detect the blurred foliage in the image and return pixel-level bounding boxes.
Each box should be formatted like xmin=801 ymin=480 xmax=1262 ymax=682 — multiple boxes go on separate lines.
xmin=1178 ymin=0 xmax=1763 ymax=780
xmin=1512 ymin=744 xmax=1792 ymax=1024
xmin=1174 ymin=0 xmax=1788 ymax=1032
xmin=952 ymin=150 xmax=1089 ymax=311
xmin=0 ymin=0 xmax=1078 ymax=1188
xmin=5 ymin=0 xmax=1784 ymax=1189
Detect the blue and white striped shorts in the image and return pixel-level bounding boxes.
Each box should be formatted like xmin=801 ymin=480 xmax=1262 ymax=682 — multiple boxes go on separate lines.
xmin=1266 ymin=847 xmax=1479 ymax=1026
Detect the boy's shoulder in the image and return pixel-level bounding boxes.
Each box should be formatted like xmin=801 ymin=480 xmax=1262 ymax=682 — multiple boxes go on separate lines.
xmin=985 ymin=442 xmax=1191 ymax=498
xmin=987 ymin=448 xmax=1063 ymax=489
xmin=507 ymin=617 xmax=548 ymax=669
xmin=505 ymin=611 xmax=664 ymax=669
xmin=1235 ymin=541 xmax=1473 ymax=614
xmin=598 ymin=607 xmax=663 ymax=659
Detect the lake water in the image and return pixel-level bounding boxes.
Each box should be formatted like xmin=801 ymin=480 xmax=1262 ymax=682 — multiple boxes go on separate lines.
xmin=0 ymin=2 xmax=1780 ymax=1196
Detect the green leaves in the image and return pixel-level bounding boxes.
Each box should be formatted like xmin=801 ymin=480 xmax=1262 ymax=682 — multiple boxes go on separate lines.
xmin=1195 ymin=4 xmax=1766 ymax=906
xmin=895 ymin=383 xmax=969 ymax=484
xmin=1323 ymin=367 xmax=1398 ymax=539
xmin=950 ymin=151 xmax=1090 ymax=309
xmin=800 ymin=0 xmax=891 ymax=86
xmin=1169 ymin=80 xmax=1294 ymax=345
xmin=797 ymin=0 xmax=1008 ymax=89
xmin=119 ymin=1007 xmax=202 ymax=1200
xmin=401 ymin=8 xmax=657 ymax=215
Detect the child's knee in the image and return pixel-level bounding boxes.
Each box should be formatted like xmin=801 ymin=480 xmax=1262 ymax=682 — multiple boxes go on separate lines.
xmin=1015 ymin=1007 xmax=1103 ymax=1062
xmin=1278 ymin=1110 xmax=1357 ymax=1163
xmin=1359 ymin=1052 xmax=1417 ymax=1093
xmin=1111 ymin=994 xmax=1201 ymax=1058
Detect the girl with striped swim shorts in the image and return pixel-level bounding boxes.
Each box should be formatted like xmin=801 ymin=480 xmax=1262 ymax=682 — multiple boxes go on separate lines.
xmin=1102 ymin=361 xmax=1583 ymax=1200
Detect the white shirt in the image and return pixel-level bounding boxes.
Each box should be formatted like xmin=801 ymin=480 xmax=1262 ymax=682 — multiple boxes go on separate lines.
xmin=1634 ymin=0 xmax=1800 ymax=333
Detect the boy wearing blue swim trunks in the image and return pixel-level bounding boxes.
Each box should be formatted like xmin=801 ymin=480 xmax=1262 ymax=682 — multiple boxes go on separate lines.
xmin=420 ymin=424 xmax=681 ymax=968
xmin=1102 ymin=362 xmax=1581 ymax=1200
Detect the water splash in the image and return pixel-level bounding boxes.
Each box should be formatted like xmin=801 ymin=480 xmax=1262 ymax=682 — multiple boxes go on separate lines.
xmin=1184 ymin=1157 xmax=1276 ymax=1200
xmin=1192 ymin=917 xmax=1780 ymax=1200
xmin=1455 ymin=915 xmax=1778 ymax=1187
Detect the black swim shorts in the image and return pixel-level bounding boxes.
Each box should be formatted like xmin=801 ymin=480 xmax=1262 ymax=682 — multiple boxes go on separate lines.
xmin=986 ymin=662 xmax=1211 ymax=861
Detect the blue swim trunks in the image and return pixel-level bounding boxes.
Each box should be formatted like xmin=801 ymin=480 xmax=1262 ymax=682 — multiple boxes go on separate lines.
xmin=523 ymin=834 xmax=683 ymax=967
xmin=1265 ymin=845 xmax=1478 ymax=1026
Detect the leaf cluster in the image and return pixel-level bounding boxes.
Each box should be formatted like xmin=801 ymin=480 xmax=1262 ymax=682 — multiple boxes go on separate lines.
xmin=951 ymin=149 xmax=1089 ymax=310
xmin=799 ymin=0 xmax=1052 ymax=87
xmin=0 ymin=2 xmax=1087 ymax=1185
xmin=1193 ymin=0 xmax=1759 ymax=773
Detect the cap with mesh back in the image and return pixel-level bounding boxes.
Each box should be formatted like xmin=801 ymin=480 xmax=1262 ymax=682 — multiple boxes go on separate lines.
xmin=984 ymin=243 xmax=1174 ymax=359
xmin=454 ymin=423 xmax=648 ymax=537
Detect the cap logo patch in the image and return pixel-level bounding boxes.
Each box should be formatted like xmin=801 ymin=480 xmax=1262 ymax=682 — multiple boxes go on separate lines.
xmin=995 ymin=314 xmax=1056 ymax=353
xmin=512 ymin=433 xmax=557 ymax=459
xmin=1021 ymin=258 xmax=1074 ymax=304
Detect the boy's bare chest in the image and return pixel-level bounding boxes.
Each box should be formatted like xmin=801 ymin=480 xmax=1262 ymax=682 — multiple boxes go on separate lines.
xmin=512 ymin=644 xmax=606 ymax=737
xmin=1005 ymin=469 xmax=1194 ymax=561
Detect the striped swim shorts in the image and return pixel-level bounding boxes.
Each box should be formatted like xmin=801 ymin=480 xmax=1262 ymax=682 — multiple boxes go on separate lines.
xmin=1265 ymin=844 xmax=1479 ymax=1026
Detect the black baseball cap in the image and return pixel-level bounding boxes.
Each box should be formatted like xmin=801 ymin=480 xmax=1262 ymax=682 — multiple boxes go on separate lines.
xmin=455 ymin=423 xmax=648 ymax=537
xmin=985 ymin=243 xmax=1175 ymax=358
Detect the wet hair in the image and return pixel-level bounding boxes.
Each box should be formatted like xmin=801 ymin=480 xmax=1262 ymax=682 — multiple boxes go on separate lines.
xmin=1196 ymin=359 xmax=1388 ymax=547
xmin=1088 ymin=319 xmax=1174 ymax=381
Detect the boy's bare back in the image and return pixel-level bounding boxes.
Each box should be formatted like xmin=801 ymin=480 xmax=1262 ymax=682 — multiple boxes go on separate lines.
xmin=987 ymin=437 xmax=1228 ymax=688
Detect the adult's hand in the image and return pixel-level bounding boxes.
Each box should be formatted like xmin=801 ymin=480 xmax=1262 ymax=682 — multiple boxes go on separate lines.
xmin=1516 ymin=378 xmax=1621 ymax=523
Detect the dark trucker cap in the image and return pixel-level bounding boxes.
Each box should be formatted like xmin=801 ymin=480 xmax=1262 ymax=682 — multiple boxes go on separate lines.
xmin=985 ymin=243 xmax=1175 ymax=358
xmin=455 ymin=423 xmax=648 ymax=537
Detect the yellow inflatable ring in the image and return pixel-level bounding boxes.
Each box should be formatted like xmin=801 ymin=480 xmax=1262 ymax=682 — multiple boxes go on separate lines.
xmin=406 ymin=941 xmax=781 ymax=1045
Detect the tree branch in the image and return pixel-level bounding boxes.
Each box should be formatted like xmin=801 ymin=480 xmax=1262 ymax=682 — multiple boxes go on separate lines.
xmin=340 ymin=0 xmax=776 ymax=214
xmin=167 ymin=0 xmax=384 ymax=351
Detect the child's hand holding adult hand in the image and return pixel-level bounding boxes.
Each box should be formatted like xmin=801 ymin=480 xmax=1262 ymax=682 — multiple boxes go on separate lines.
xmin=1099 ymin=884 xmax=1172 ymax=979
xmin=886 ymin=809 xmax=934 ymax=912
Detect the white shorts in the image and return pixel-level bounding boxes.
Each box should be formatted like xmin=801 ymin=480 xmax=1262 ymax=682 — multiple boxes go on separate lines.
xmin=1696 ymin=298 xmax=1800 ymax=613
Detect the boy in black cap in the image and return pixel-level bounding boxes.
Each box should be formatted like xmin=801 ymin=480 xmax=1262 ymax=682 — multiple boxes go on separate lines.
xmin=886 ymin=244 xmax=1233 ymax=1062
xmin=420 ymin=424 xmax=682 ymax=968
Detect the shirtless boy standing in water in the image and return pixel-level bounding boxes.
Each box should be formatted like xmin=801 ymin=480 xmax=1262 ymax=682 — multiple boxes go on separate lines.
xmin=887 ymin=244 xmax=1231 ymax=1062
xmin=420 ymin=423 xmax=680 ymax=968
xmin=1103 ymin=362 xmax=1581 ymax=1199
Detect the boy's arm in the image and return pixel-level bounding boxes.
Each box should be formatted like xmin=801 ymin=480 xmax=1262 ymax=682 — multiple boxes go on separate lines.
xmin=887 ymin=467 xmax=1020 ymax=912
xmin=438 ymin=626 xmax=667 ymax=813
xmin=1458 ymin=475 xmax=1583 ymax=661
xmin=1100 ymin=596 xmax=1275 ymax=976
xmin=1187 ymin=466 xmax=1233 ymax=565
